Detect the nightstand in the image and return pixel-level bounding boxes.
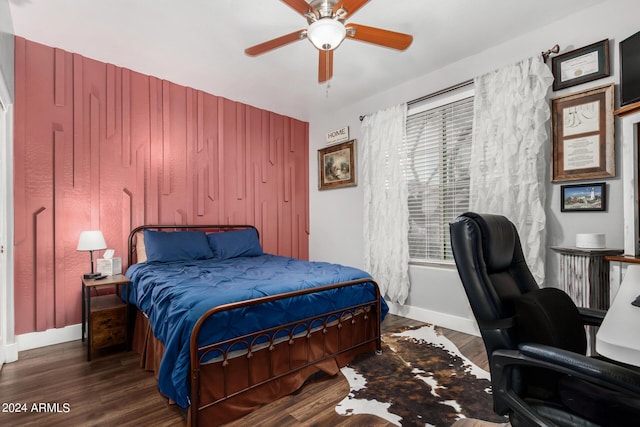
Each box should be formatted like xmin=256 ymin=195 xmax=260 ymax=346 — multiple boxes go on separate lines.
xmin=82 ymin=274 xmax=130 ymax=361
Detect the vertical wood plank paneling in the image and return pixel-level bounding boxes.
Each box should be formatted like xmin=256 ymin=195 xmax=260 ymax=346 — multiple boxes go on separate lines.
xmin=54 ymin=48 xmax=65 ymax=107
xmin=121 ymin=69 xmax=131 ymax=167
xmin=207 ymin=137 xmax=217 ymax=202
xmin=261 ymin=111 xmax=269 ymax=183
xmin=135 ymin=146 xmax=146 ymax=226
xmin=284 ymin=125 xmax=291 ymax=203
xmin=34 ymin=207 xmax=52 ymax=331
xmin=13 ymin=38 xmax=309 ymax=335
xmin=90 ymin=93 xmax=100 ymax=228
xmin=186 ymin=88 xmax=195 ymax=224
xmin=162 ymin=80 xmax=171 ymax=196
xmin=261 ymin=201 xmax=270 ymax=251
xmin=53 ymin=130 xmax=66 ymax=327
xmin=148 ymin=77 xmax=161 ymax=224
xmin=297 ymin=120 xmax=310 ymax=259
xmin=174 ymin=210 xmax=186 ymax=225
xmin=236 ymin=103 xmax=246 ymax=201
xmin=56 ymin=49 xmax=78 ymax=326
xmin=128 ymin=71 xmax=149 ymax=228
xmin=217 ymin=97 xmax=226 ymax=218
xmin=72 ymin=54 xmax=84 ymax=188
xmin=197 ymin=168 xmax=206 ymax=216
xmin=122 ymin=188 xmax=132 ymax=258
xmin=197 ymin=91 xmax=204 ymax=153
xmin=303 ymin=122 xmax=310 ymax=244
xmin=106 ymin=64 xmax=116 ymax=138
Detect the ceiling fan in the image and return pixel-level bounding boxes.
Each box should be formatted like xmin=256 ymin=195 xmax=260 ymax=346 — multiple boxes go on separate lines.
xmin=245 ymin=0 xmax=414 ymax=83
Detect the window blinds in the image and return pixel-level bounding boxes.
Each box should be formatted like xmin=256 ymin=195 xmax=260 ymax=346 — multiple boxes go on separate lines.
xmin=405 ymin=96 xmax=474 ymax=263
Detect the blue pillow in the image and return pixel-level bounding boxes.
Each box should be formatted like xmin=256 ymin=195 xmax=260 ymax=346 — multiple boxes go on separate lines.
xmin=143 ymin=230 xmax=214 ymax=262
xmin=207 ymin=228 xmax=263 ymax=260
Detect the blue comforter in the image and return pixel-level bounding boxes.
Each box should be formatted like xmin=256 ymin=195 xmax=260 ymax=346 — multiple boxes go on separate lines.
xmin=125 ymin=254 xmax=388 ymax=408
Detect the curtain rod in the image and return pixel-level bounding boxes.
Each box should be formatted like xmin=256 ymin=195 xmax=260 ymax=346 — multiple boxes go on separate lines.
xmin=541 ymin=44 xmax=560 ymax=62
xmin=359 ymin=43 xmax=559 ymax=122
xmin=359 ymin=79 xmax=473 ymax=122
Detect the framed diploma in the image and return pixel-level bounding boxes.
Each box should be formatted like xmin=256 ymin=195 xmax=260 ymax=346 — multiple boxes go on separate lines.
xmin=552 ymin=84 xmax=615 ymax=182
xmin=551 ymin=39 xmax=610 ymax=91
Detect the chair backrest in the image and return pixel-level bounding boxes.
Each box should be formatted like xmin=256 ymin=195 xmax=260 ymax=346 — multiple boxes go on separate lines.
xmin=449 ymin=212 xmax=541 ymax=359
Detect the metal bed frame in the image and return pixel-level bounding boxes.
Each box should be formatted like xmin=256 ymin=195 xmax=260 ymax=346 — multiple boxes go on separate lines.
xmin=127 ymin=224 xmax=383 ymax=426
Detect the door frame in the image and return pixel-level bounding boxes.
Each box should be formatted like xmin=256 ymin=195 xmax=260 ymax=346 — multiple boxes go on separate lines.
xmin=0 ymin=67 xmax=16 ymax=366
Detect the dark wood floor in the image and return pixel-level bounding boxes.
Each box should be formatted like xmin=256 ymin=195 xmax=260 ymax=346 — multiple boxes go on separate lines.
xmin=0 ymin=315 xmax=487 ymax=426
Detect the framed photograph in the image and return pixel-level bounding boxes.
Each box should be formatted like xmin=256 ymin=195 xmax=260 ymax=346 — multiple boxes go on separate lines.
xmin=552 ymin=39 xmax=610 ymax=91
xmin=560 ymin=182 xmax=606 ymax=212
xmin=318 ymin=139 xmax=357 ymax=190
xmin=552 ymin=84 xmax=615 ymax=182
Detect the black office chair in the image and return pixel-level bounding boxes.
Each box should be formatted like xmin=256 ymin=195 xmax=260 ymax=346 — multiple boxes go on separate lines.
xmin=449 ymin=212 xmax=640 ymax=427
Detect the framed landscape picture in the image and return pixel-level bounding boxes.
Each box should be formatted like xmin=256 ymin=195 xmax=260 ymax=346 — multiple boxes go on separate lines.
xmin=318 ymin=139 xmax=357 ymax=190
xmin=560 ymin=182 xmax=606 ymax=212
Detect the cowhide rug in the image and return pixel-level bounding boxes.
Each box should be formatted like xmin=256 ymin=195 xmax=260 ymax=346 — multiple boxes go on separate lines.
xmin=335 ymin=324 xmax=508 ymax=426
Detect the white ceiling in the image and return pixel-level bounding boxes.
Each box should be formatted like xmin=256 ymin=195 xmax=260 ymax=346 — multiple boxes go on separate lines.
xmin=8 ymin=0 xmax=606 ymax=121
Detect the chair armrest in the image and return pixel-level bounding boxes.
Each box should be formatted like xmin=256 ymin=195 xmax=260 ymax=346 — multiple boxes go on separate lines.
xmin=491 ymin=344 xmax=640 ymax=426
xmin=508 ymin=344 xmax=640 ymax=394
xmin=577 ymin=306 xmax=605 ymax=327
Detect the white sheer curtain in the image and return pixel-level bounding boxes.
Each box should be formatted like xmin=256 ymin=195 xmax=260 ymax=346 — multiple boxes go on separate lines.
xmin=470 ymin=55 xmax=554 ymax=284
xmin=362 ymin=104 xmax=410 ymax=304
xmin=469 ymin=55 xmax=553 ymax=284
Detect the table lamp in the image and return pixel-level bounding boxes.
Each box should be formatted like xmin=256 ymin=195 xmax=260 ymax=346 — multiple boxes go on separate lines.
xmin=77 ymin=230 xmax=107 ymax=279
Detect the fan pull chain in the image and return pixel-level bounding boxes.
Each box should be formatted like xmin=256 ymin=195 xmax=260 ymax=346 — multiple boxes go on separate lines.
xmin=325 ymin=50 xmax=331 ymax=98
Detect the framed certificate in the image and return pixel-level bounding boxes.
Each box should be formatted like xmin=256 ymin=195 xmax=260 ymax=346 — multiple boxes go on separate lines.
xmin=551 ymin=40 xmax=610 ymax=91
xmin=552 ymin=84 xmax=615 ymax=182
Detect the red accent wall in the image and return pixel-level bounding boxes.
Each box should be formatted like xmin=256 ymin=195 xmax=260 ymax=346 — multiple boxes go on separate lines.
xmin=13 ymin=37 xmax=310 ymax=335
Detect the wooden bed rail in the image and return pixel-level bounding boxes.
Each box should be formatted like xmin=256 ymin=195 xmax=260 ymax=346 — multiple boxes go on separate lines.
xmin=188 ymin=278 xmax=383 ymax=427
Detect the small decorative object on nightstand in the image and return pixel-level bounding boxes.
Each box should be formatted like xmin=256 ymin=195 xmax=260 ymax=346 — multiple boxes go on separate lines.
xmin=82 ymin=274 xmax=130 ymax=361
xmin=77 ymin=230 xmax=107 ymax=279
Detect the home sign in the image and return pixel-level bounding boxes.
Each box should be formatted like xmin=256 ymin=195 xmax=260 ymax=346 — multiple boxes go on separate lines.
xmin=326 ymin=126 xmax=349 ymax=144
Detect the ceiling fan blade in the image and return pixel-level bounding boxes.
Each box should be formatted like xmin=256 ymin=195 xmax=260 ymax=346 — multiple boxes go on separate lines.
xmin=318 ymin=49 xmax=334 ymax=83
xmin=245 ymin=30 xmax=306 ymax=56
xmin=333 ymin=0 xmax=370 ymax=18
xmin=281 ymin=0 xmax=317 ymax=18
xmin=346 ymin=24 xmax=413 ymax=50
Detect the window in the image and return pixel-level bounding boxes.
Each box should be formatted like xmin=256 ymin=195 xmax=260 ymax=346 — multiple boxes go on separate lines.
xmin=405 ymin=90 xmax=474 ymax=263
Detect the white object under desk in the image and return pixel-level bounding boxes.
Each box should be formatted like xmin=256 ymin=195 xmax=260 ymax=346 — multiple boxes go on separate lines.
xmin=596 ymin=264 xmax=640 ymax=367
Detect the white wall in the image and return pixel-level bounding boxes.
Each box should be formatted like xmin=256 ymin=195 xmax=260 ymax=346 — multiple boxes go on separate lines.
xmin=0 ymin=0 xmax=14 ymax=366
xmin=0 ymin=0 xmax=14 ymax=102
xmin=308 ymin=0 xmax=640 ymax=334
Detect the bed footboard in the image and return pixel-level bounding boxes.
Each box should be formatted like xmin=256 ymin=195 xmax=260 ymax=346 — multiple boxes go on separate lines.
xmin=188 ymin=278 xmax=382 ymax=427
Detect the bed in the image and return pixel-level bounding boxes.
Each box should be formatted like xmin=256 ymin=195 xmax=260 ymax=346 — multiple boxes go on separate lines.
xmin=124 ymin=224 xmax=387 ymax=426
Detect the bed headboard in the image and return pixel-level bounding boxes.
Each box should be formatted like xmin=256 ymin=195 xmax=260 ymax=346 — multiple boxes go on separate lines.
xmin=127 ymin=224 xmax=259 ymax=266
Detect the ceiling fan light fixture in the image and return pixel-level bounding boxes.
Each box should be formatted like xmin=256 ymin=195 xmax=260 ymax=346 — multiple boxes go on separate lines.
xmin=307 ymin=18 xmax=346 ymax=51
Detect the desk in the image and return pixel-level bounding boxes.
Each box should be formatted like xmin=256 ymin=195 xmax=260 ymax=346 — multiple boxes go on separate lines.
xmin=596 ymin=264 xmax=640 ymax=367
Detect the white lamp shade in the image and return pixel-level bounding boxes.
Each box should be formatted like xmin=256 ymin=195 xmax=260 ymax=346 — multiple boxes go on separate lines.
xmin=307 ymin=18 xmax=346 ymax=51
xmin=77 ymin=230 xmax=107 ymax=251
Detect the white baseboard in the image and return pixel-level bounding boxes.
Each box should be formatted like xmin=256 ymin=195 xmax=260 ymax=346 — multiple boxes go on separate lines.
xmin=10 ymin=305 xmax=478 ymax=354
xmin=387 ymin=302 xmax=480 ymax=337
xmin=0 ymin=342 xmax=18 ymax=364
xmin=16 ymin=323 xmax=81 ymax=353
